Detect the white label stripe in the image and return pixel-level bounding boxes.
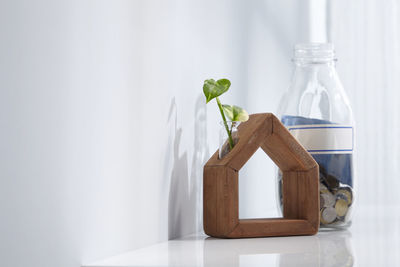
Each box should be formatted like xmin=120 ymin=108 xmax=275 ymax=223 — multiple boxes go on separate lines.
xmin=288 ymin=125 xmax=353 ymax=154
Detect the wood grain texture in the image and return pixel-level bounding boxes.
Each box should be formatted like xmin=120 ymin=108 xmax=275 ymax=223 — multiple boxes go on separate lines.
xmin=203 ymin=113 xmax=319 ymax=238
xmin=229 ymin=219 xmax=316 ymax=238
xmin=205 ymin=113 xmax=272 ymax=171
xmin=261 ymin=115 xmax=316 ymax=171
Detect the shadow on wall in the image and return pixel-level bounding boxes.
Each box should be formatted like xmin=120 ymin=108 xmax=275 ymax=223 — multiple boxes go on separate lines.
xmin=167 ymin=95 xmax=209 ymax=239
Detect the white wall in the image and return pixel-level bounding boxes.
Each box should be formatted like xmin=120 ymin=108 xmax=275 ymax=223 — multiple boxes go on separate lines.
xmin=0 ymin=1 xmax=312 ymax=266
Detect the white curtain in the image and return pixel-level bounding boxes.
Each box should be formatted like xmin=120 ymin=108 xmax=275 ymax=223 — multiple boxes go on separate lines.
xmin=329 ymin=1 xmax=400 ymax=265
xmin=329 ymin=0 xmax=400 ymax=207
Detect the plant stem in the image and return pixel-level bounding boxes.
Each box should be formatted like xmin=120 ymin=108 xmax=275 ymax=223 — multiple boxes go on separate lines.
xmin=216 ymin=97 xmax=234 ymax=149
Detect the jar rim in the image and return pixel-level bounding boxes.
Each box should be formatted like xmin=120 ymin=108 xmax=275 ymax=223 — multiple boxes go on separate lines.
xmin=293 ymin=43 xmax=336 ymax=63
xmin=219 ymin=121 xmax=240 ymax=126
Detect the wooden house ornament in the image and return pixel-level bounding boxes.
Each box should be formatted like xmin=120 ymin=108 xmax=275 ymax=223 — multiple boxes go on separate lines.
xmin=203 ymin=113 xmax=320 ymax=238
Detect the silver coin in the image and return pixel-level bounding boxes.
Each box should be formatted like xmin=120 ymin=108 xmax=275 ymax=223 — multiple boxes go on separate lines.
xmin=321 ymin=207 xmax=337 ymax=224
xmin=321 ymin=191 xmax=335 ymax=207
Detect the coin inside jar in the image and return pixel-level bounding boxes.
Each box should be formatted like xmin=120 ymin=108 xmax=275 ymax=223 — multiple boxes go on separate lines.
xmin=321 ymin=207 xmax=337 ymax=224
xmin=336 ymin=187 xmax=353 ymax=205
xmin=320 ymin=182 xmax=328 ymax=191
xmin=335 ymin=198 xmax=349 ymax=217
xmin=320 ymin=194 xmax=325 ymax=208
xmin=324 ymin=174 xmax=340 ymax=190
xmin=320 ymin=191 xmax=335 ymax=207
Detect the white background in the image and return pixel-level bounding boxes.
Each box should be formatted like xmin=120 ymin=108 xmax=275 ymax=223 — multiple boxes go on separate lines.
xmin=0 ymin=0 xmax=398 ymax=266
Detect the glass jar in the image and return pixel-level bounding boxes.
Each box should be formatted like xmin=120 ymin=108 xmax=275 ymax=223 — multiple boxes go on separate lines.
xmin=219 ymin=121 xmax=240 ymax=159
xmin=277 ymin=43 xmax=355 ymax=229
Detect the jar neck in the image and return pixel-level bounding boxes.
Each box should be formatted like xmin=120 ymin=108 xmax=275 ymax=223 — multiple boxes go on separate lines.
xmin=291 ymin=60 xmax=338 ymax=84
xmin=279 ymin=43 xmax=353 ymax=124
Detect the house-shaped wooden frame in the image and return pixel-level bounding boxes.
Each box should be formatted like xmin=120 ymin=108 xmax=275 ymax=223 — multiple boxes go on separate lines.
xmin=203 ymin=113 xmax=320 ymax=238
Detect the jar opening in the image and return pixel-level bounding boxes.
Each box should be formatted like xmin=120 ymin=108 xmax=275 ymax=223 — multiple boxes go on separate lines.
xmin=293 ymin=43 xmax=336 ymax=63
xmin=219 ymin=121 xmax=240 ymax=127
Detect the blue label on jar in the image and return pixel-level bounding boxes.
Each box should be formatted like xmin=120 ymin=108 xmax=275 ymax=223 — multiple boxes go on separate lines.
xmin=282 ymin=115 xmax=354 ymax=187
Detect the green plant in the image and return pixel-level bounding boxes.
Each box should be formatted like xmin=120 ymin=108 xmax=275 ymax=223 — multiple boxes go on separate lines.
xmin=203 ymin=78 xmax=249 ymax=150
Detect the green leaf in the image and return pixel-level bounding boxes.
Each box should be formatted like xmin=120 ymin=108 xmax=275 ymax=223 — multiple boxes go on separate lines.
xmin=222 ymin=105 xmax=249 ymax=122
xmin=203 ymin=78 xmax=231 ymax=103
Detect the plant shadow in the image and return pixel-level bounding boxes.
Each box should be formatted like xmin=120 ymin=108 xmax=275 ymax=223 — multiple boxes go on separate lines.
xmin=167 ymin=95 xmax=209 ymax=239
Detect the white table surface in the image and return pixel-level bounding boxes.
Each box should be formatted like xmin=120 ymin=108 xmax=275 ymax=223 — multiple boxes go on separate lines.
xmin=84 ymin=206 xmax=400 ymax=266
